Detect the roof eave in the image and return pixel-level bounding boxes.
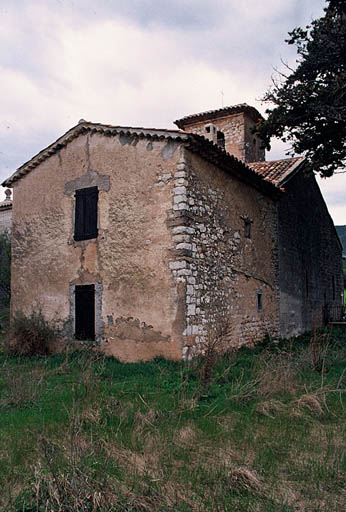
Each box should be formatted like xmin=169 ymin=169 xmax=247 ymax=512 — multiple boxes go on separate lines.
xmin=276 ymin=157 xmax=306 ymax=187
xmin=2 ymin=121 xmax=281 ymax=200
xmin=185 ymin=135 xmax=282 ymax=200
xmin=2 ymin=123 xmax=190 ymax=187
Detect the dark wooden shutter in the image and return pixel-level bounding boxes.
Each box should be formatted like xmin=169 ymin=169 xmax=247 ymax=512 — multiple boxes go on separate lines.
xmin=74 ymin=187 xmax=98 ymax=241
xmin=75 ymin=284 xmax=95 ymax=340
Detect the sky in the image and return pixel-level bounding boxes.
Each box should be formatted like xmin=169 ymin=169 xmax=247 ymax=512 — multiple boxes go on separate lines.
xmin=0 ymin=0 xmax=345 ymax=224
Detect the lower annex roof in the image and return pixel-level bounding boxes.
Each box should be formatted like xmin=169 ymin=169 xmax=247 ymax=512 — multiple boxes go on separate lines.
xmin=248 ymin=157 xmax=305 ymax=187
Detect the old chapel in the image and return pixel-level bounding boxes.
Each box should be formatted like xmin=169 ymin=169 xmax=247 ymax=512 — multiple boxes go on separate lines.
xmin=3 ymin=104 xmax=343 ymax=360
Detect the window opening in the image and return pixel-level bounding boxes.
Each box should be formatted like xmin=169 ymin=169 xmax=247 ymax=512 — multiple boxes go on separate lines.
xmin=75 ymin=284 xmax=95 ymax=340
xmin=74 ymin=186 xmax=98 ymax=241
xmin=244 ymin=219 xmax=251 ymax=238
xmin=256 ymin=290 xmax=262 ymax=312
xmin=217 ymin=130 xmax=225 ymax=150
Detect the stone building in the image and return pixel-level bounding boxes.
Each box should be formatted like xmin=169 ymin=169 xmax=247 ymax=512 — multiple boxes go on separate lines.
xmin=2 ymin=104 xmax=343 ymax=361
xmin=0 ymin=189 xmax=12 ymax=233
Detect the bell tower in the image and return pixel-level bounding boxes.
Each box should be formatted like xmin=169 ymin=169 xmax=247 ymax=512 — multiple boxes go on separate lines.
xmin=174 ymin=104 xmax=265 ymax=163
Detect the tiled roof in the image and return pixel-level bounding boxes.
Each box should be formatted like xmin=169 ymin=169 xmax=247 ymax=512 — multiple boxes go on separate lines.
xmin=248 ymin=157 xmax=305 ymax=187
xmin=175 ymin=104 xmax=263 ymax=129
xmin=2 ymin=120 xmax=282 ymax=199
xmin=185 ymin=134 xmax=282 ymax=199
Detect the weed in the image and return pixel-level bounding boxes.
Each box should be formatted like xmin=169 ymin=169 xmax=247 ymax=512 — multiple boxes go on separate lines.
xmin=292 ymin=391 xmax=326 ymax=417
xmin=228 ymin=467 xmax=262 ymax=496
xmin=0 ymin=362 xmax=45 ymax=408
xmin=6 ymin=310 xmax=58 ymax=356
xmin=255 ymin=399 xmax=286 ymax=418
xmin=0 ymin=331 xmax=346 ymax=511
xmin=0 ymin=303 xmax=10 ymax=333
xmin=198 ymin=320 xmax=233 ymax=391
xmin=254 ymin=349 xmax=299 ymax=397
xmin=308 ymin=328 xmax=332 ymax=372
xmin=229 ymin=370 xmax=259 ymax=402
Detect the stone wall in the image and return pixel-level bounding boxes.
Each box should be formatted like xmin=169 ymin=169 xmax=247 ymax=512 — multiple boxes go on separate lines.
xmin=13 ymin=124 xmax=338 ymax=361
xmin=278 ymin=171 xmax=343 ymax=337
xmin=10 ymin=132 xmax=185 ymax=361
xmin=181 ymin=112 xmax=265 ymax=163
xmin=167 ymin=148 xmax=279 ymax=357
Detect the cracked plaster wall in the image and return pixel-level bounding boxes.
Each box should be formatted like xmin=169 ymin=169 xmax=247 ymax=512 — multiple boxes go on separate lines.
xmin=10 ymin=132 xmax=185 ymax=361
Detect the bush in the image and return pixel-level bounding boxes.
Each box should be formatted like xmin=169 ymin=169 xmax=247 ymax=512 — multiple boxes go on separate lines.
xmin=0 ymin=303 xmax=10 ymax=332
xmin=7 ymin=310 xmax=57 ymax=356
xmin=0 ymin=230 xmax=11 ymax=300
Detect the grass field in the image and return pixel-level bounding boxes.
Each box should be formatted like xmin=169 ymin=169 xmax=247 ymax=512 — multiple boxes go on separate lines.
xmin=0 ymin=329 xmax=345 ymax=511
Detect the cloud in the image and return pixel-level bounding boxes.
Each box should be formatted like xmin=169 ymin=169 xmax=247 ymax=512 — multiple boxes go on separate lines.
xmin=317 ymin=173 xmax=346 ymax=225
xmin=1 ymin=0 xmax=344 ymax=226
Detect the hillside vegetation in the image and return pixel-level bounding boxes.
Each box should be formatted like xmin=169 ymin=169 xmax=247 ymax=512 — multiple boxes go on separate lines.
xmin=336 ymin=225 xmax=346 ymax=256
xmin=0 ymin=330 xmax=345 ymax=511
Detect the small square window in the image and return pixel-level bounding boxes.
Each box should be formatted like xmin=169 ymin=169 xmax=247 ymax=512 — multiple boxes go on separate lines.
xmin=74 ymin=186 xmax=98 ymax=241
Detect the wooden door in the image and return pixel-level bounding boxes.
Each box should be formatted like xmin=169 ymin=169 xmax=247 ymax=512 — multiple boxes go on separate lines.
xmin=75 ymin=284 xmax=95 ymax=340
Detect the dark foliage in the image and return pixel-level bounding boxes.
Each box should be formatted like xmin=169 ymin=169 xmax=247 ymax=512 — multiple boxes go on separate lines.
xmin=335 ymin=225 xmax=346 ymax=255
xmin=257 ymin=1 xmax=346 ymax=177
xmin=7 ymin=310 xmax=57 ymax=356
xmin=0 ymin=231 xmax=10 ymax=300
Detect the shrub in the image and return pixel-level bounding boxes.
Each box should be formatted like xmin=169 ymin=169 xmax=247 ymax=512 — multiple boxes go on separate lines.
xmin=0 ymin=303 xmax=10 ymax=332
xmin=254 ymin=349 xmax=299 ymax=397
xmin=198 ymin=320 xmax=232 ymax=391
xmin=7 ymin=310 xmax=57 ymax=356
xmin=0 ymin=230 xmax=11 ymax=300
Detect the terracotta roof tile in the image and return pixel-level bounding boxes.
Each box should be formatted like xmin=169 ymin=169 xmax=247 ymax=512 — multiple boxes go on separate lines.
xmin=185 ymin=134 xmax=281 ymax=199
xmin=248 ymin=157 xmax=305 ymax=186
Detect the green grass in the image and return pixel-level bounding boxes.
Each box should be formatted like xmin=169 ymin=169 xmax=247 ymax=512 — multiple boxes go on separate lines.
xmin=0 ymin=329 xmax=345 ymax=511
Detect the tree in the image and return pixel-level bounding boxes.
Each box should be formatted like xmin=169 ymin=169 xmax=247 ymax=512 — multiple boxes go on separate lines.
xmin=0 ymin=231 xmax=11 ymax=301
xmin=257 ymin=1 xmax=346 ymax=177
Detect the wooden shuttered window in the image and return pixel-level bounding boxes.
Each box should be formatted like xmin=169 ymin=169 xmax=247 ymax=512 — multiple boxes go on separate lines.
xmin=74 ymin=186 xmax=98 ymax=241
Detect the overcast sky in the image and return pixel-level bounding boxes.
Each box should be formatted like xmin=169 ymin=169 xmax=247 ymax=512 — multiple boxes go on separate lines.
xmin=1 ymin=0 xmax=345 ymax=224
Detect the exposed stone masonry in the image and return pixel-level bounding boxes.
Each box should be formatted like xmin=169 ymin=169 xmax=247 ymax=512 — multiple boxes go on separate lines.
xmin=168 ymin=150 xmax=280 ymax=358
xmin=178 ymin=112 xmax=265 ymax=163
